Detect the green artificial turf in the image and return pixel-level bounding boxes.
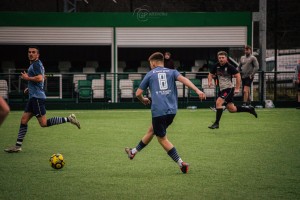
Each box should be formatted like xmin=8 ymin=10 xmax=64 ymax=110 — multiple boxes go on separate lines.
xmin=0 ymin=108 xmax=299 ymax=199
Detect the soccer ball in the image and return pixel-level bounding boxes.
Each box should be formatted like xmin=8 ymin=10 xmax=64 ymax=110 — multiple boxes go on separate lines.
xmin=49 ymin=153 xmax=65 ymax=169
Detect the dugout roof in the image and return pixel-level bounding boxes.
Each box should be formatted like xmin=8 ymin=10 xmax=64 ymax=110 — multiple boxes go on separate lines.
xmin=0 ymin=12 xmax=252 ymax=102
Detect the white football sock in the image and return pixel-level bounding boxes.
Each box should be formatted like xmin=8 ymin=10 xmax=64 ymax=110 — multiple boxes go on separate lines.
xmin=177 ymin=158 xmax=183 ymax=167
xmin=131 ymin=148 xmax=138 ymax=155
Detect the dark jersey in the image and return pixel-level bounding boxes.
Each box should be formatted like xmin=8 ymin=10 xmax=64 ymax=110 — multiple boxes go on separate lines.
xmin=210 ymin=62 xmax=238 ymax=91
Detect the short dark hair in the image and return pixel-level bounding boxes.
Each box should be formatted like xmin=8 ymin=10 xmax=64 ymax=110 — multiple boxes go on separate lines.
xmin=148 ymin=52 xmax=164 ymax=62
xmin=244 ymin=45 xmax=252 ymax=50
xmin=217 ymin=51 xmax=228 ymax=57
xmin=28 ymin=46 xmax=40 ymax=53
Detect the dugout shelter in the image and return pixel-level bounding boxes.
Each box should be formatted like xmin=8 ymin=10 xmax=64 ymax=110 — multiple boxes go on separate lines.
xmin=0 ymin=12 xmax=252 ymax=108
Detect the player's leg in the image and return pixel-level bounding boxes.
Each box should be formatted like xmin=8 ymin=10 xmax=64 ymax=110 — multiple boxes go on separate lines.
xmin=125 ymin=125 xmax=154 ymax=159
xmin=0 ymin=97 xmax=10 ymax=126
xmin=37 ymin=114 xmax=69 ymax=127
xmin=210 ymin=84 xmax=219 ymax=112
xmin=34 ymin=98 xmax=80 ymax=129
xmin=242 ymin=78 xmax=247 ymax=105
xmin=155 ymin=114 xmax=188 ymax=173
xmin=227 ymin=102 xmax=257 ymax=118
xmin=45 ymin=114 xmax=80 ymax=128
xmin=243 ymin=86 xmax=249 ymax=105
xmin=157 ymin=135 xmax=188 ymax=173
xmin=225 ymin=86 xmax=257 ymax=117
xmin=34 ymin=98 xmax=65 ymax=127
xmin=226 ymin=102 xmax=237 ymax=112
xmin=4 ymin=112 xmax=34 ymax=153
xmin=4 ymin=98 xmax=35 ymax=152
xmin=37 ymin=115 xmax=47 ymax=127
xmin=209 ymin=96 xmax=225 ymax=129
xmin=243 ymin=77 xmax=252 ymax=106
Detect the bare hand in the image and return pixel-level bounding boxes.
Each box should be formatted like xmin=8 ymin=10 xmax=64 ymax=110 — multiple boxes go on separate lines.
xmin=141 ymin=97 xmax=151 ymax=105
xmin=198 ymin=91 xmax=206 ymax=101
xmin=21 ymin=71 xmax=29 ymax=80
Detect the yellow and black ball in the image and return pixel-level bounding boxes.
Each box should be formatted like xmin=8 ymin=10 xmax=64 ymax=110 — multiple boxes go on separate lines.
xmin=49 ymin=153 xmax=65 ymax=170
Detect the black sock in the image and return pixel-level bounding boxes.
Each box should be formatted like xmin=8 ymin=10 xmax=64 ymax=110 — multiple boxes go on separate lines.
xmin=167 ymin=147 xmax=180 ymax=163
xmin=237 ymin=105 xmax=250 ymax=112
xmin=47 ymin=117 xmax=67 ymax=127
xmin=215 ymin=108 xmax=223 ymax=124
xmin=16 ymin=124 xmax=28 ymax=147
xmin=136 ymin=140 xmax=147 ymax=152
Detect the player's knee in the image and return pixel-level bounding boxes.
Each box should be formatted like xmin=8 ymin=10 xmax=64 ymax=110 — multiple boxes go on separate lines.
xmin=157 ymin=135 xmax=167 ymax=142
xmin=2 ymin=106 xmax=10 ymax=115
xmin=226 ymin=104 xmax=236 ymax=113
xmin=21 ymin=118 xmax=28 ymax=124
xmin=39 ymin=121 xmax=48 ymax=127
xmin=216 ymin=99 xmax=223 ymax=106
xmin=228 ymin=108 xmax=235 ymax=113
xmin=39 ymin=123 xmax=46 ymax=127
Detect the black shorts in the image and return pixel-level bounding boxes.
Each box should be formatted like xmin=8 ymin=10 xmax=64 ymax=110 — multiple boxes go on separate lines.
xmin=218 ymin=88 xmax=235 ymax=104
xmin=242 ymin=77 xmax=254 ymax=87
xmin=24 ymin=97 xmax=46 ymax=117
xmin=298 ymin=83 xmax=300 ymax=92
xmin=152 ymin=114 xmax=176 ymax=138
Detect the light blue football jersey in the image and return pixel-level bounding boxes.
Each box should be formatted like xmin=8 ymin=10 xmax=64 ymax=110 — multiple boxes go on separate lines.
xmin=27 ymin=60 xmax=46 ymax=99
xmin=139 ymin=66 xmax=180 ymax=117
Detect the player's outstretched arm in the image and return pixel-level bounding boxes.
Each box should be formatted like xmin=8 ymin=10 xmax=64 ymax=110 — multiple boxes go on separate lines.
xmin=207 ymin=73 xmax=214 ymax=88
xmin=177 ymin=75 xmax=206 ymax=101
xmin=233 ymin=73 xmax=241 ymax=94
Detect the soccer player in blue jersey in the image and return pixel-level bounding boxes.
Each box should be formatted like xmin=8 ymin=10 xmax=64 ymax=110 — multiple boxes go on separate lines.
xmin=4 ymin=46 xmax=80 ymax=153
xmin=125 ymin=52 xmax=206 ymax=173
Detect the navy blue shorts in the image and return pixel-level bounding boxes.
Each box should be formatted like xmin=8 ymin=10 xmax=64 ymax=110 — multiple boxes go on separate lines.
xmin=24 ymin=97 xmax=46 ymax=117
xmin=218 ymin=88 xmax=235 ymax=104
xmin=152 ymin=114 xmax=176 ymax=138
